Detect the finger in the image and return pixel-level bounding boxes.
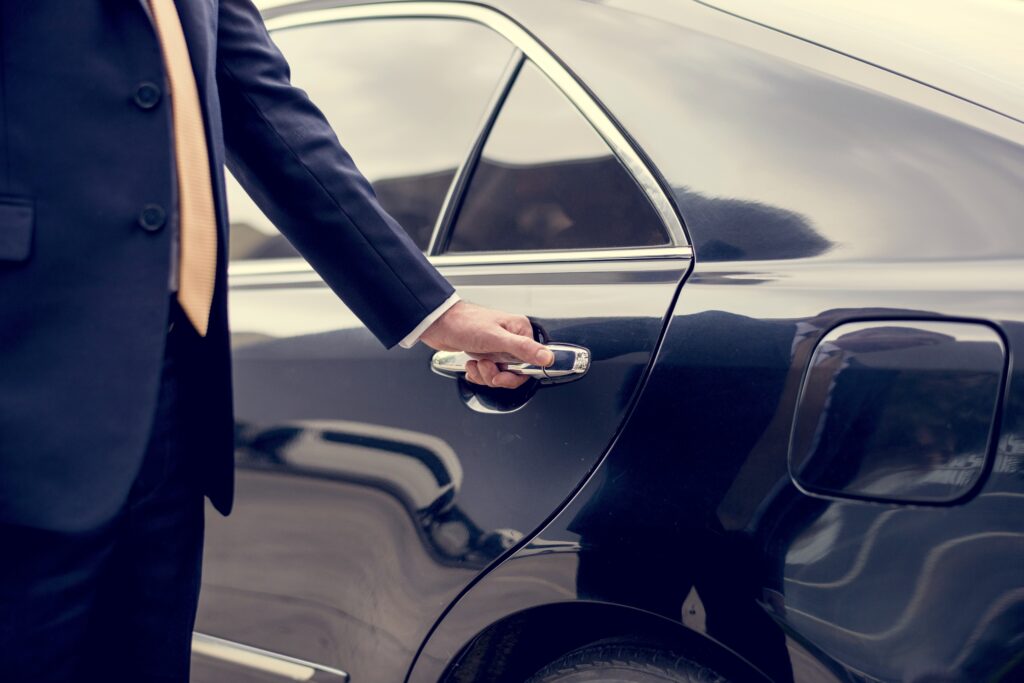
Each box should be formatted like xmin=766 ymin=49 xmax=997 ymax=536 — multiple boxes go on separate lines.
xmin=496 ymin=329 xmax=554 ymax=367
xmin=465 ymin=360 xmax=483 ymax=385
xmin=493 ymin=371 xmax=529 ymax=389
xmin=501 ymin=314 xmax=534 ymax=338
xmin=477 ymin=359 xmax=501 ymax=385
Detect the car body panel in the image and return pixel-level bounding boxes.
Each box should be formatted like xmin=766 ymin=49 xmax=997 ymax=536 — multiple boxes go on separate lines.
xmin=401 ymin=1 xmax=1024 ymax=682
xmin=413 ymin=259 xmax=1024 ymax=683
xmin=199 ymin=254 xmax=690 ymax=681
xmin=202 ymin=2 xmax=1024 ymax=682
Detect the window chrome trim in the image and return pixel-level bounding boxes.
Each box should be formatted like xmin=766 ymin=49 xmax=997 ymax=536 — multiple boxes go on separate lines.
xmin=231 ymin=246 xmax=692 ymax=274
xmin=261 ymin=1 xmax=687 ymax=248
xmin=230 ymin=257 xmax=316 ymax=276
xmin=229 ymin=246 xmax=693 ymax=283
xmin=429 ymin=245 xmax=691 ymax=267
xmin=192 ymin=633 xmax=350 ymax=682
xmin=256 ymin=0 xmax=310 ymax=9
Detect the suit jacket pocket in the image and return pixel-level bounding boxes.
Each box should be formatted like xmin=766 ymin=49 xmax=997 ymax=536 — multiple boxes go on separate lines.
xmin=0 ymin=197 xmax=34 ymax=261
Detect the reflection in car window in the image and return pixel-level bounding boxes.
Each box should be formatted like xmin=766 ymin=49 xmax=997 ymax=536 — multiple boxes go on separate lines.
xmin=446 ymin=61 xmax=668 ymax=253
xmin=228 ymin=18 xmax=515 ymax=260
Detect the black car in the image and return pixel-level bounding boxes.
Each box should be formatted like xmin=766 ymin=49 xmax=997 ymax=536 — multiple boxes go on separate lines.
xmin=192 ymin=1 xmax=1024 ymax=681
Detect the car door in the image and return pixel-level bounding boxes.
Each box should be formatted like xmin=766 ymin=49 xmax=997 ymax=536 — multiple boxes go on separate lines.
xmin=193 ymin=6 xmax=692 ymax=683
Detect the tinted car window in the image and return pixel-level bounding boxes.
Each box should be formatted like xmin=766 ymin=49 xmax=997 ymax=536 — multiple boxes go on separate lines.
xmin=228 ymin=18 xmax=514 ymax=260
xmin=445 ymin=60 xmax=667 ymax=253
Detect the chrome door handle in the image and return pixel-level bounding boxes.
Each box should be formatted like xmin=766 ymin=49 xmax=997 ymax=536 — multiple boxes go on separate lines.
xmin=431 ymin=343 xmax=590 ymax=384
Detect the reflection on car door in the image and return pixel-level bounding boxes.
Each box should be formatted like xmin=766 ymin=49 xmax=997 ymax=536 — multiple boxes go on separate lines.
xmin=195 ymin=12 xmax=692 ymax=683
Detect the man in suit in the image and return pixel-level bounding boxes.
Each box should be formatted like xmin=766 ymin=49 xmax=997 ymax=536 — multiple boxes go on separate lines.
xmin=0 ymin=1 xmax=548 ymax=679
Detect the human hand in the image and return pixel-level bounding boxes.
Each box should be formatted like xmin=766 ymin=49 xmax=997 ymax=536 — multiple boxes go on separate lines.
xmin=420 ymin=301 xmax=554 ymax=389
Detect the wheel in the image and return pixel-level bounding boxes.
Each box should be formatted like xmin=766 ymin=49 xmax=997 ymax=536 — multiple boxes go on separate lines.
xmin=525 ymin=642 xmax=731 ymax=683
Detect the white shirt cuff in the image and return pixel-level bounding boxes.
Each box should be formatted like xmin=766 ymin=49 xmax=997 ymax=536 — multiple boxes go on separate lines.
xmin=398 ymin=293 xmax=461 ymax=349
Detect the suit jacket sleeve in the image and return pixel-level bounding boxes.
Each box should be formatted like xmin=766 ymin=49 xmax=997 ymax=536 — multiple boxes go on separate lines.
xmin=214 ymin=0 xmax=455 ymax=348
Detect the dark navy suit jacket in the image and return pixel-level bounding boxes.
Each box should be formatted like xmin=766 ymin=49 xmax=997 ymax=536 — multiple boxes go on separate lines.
xmin=0 ymin=0 xmax=454 ymax=531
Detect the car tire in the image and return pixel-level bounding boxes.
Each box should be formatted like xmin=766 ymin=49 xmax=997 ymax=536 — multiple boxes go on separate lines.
xmin=525 ymin=642 xmax=731 ymax=683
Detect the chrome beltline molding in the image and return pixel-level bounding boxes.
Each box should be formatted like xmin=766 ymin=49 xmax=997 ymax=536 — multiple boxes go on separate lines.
xmin=192 ymin=633 xmax=350 ymax=682
xmin=429 ymin=245 xmax=692 ymax=267
xmin=259 ymin=1 xmax=687 ymax=246
xmin=229 ymin=245 xmax=693 ymax=283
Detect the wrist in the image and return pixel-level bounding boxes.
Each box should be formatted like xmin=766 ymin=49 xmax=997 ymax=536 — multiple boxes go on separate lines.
xmin=418 ymin=297 xmax=464 ymax=347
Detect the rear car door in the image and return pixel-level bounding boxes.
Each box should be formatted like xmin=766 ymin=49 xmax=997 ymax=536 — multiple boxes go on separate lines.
xmin=194 ymin=6 xmax=692 ymax=683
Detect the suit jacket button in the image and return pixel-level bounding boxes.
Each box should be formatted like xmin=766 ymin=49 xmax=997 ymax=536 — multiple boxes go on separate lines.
xmin=139 ymin=204 xmax=167 ymax=232
xmin=134 ymin=82 xmax=162 ymax=110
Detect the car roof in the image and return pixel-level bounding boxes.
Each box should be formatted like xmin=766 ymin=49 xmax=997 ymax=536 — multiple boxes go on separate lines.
xmin=258 ymin=0 xmax=1024 ymax=125
xmin=613 ymin=0 xmax=1024 ymax=124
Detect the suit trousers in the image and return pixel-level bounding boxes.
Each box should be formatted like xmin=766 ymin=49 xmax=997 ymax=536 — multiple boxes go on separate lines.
xmin=0 ymin=303 xmax=206 ymax=682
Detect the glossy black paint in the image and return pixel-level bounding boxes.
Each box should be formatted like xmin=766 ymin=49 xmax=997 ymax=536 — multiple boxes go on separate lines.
xmin=406 ymin=1 xmax=1024 ymax=681
xmin=200 ymin=2 xmax=1024 ymax=683
xmin=417 ymin=297 xmax=1023 ymax=683
xmin=199 ymin=258 xmax=688 ymax=682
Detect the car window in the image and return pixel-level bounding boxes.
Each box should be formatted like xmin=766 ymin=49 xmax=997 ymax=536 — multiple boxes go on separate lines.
xmin=228 ymin=18 xmax=515 ymax=261
xmin=444 ymin=60 xmax=668 ymax=253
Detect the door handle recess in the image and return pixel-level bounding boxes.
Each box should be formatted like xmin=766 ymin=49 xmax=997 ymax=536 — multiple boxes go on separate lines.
xmin=431 ymin=343 xmax=590 ymax=384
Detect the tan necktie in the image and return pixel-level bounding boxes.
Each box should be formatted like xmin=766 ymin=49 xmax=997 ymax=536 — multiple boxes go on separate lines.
xmin=148 ymin=0 xmax=218 ymax=336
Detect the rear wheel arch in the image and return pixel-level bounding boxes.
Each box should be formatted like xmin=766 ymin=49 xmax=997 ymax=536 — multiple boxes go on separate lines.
xmin=439 ymin=601 xmax=770 ymax=683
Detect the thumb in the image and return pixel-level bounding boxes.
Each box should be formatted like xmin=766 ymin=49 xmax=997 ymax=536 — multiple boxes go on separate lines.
xmin=498 ymin=330 xmax=554 ymax=367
